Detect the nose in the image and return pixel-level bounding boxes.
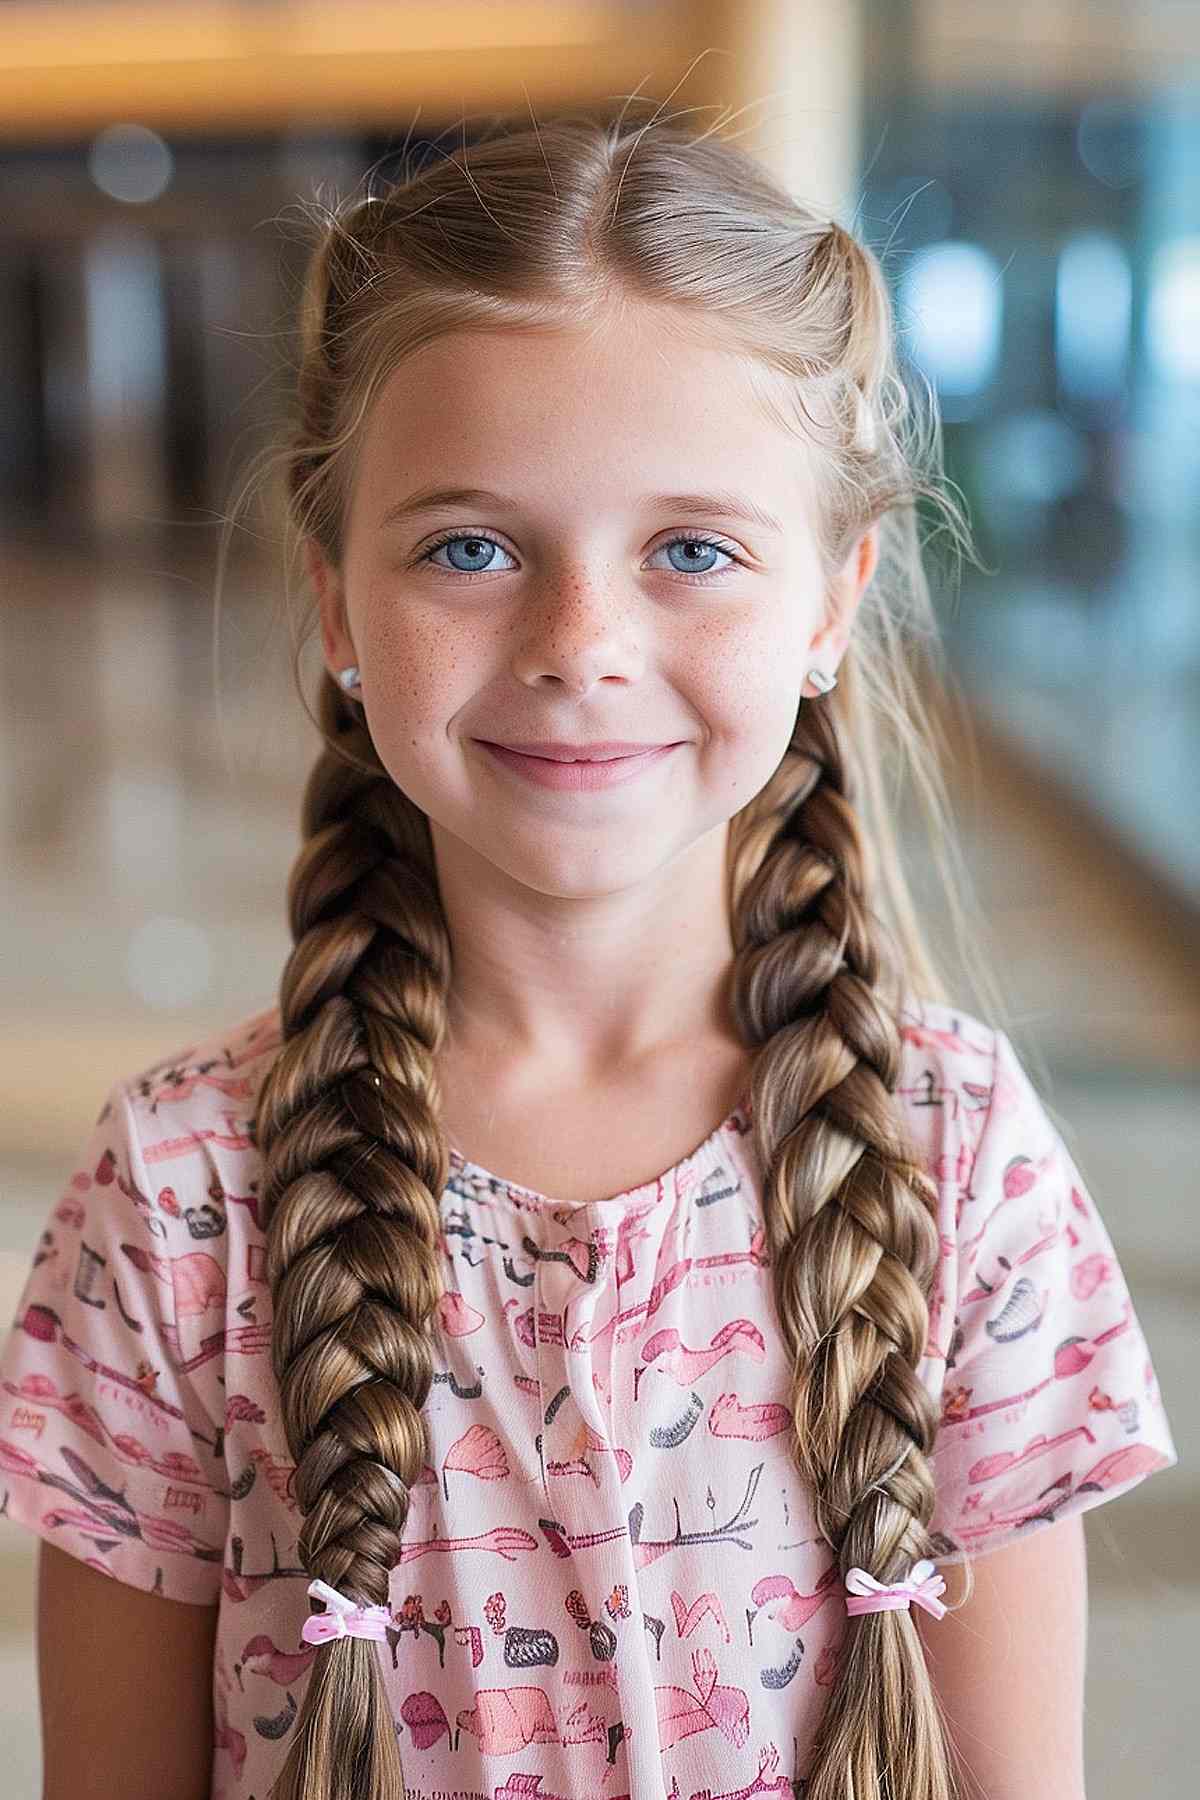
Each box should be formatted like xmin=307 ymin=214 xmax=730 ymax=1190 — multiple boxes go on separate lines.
xmin=510 ymin=569 xmax=644 ymax=691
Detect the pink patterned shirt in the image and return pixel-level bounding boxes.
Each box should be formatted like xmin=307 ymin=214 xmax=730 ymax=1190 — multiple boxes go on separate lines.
xmin=0 ymin=997 xmax=1178 ymax=1799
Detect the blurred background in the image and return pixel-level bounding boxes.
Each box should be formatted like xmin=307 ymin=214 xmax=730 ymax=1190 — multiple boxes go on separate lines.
xmin=0 ymin=3 xmax=1195 ymax=1793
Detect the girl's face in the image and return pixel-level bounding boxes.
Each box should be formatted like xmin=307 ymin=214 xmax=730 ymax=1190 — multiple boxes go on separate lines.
xmin=310 ymin=304 xmax=876 ymax=901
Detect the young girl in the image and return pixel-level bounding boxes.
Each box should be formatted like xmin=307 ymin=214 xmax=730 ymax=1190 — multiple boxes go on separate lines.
xmin=1 ymin=108 xmax=1178 ymax=1800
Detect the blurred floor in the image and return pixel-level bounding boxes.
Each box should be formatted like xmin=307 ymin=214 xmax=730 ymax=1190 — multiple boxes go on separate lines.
xmin=0 ymin=536 xmax=1195 ymax=1798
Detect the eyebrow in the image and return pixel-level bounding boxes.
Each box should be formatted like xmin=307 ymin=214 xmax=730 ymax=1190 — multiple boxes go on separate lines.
xmin=377 ymin=485 xmax=784 ymax=537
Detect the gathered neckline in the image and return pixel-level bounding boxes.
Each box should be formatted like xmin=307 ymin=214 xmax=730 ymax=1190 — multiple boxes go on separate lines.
xmin=445 ymin=1085 xmax=754 ymax=1211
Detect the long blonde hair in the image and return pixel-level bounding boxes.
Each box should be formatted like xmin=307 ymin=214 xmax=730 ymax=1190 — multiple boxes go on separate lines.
xmin=222 ymin=100 xmax=1015 ymax=1800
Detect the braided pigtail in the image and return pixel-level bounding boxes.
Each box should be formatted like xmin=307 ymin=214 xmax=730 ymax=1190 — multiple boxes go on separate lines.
xmin=728 ymin=671 xmax=970 ymax=1800
xmin=254 ymin=677 xmax=451 ymax=1800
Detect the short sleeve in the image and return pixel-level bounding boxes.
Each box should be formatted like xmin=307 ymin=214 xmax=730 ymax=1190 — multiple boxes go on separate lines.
xmin=0 ymin=1079 xmax=229 ymax=1603
xmin=928 ymin=1028 xmax=1180 ymax=1565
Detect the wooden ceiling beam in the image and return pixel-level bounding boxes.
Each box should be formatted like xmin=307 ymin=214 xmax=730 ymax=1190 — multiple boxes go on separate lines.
xmin=0 ymin=1 xmax=692 ymax=140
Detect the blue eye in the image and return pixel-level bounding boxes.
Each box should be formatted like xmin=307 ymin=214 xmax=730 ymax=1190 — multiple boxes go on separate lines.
xmin=418 ymin=530 xmax=742 ymax=582
xmin=423 ymin=533 xmax=517 ymax=575
xmin=652 ymin=536 xmax=738 ymax=577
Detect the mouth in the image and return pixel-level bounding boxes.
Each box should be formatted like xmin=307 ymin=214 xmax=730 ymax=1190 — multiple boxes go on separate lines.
xmin=475 ymin=740 xmax=681 ymax=790
xmin=478 ymin=742 xmax=677 ymax=763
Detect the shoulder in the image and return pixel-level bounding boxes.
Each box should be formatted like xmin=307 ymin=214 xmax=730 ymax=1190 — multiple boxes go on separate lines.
xmin=119 ymin=1002 xmax=283 ymax=1197
xmin=894 ymin=993 xmax=1002 ymax=1180
xmin=0 ymin=1004 xmax=292 ymax=1602
xmin=120 ymin=1002 xmax=282 ymax=1139
xmin=114 ymin=1003 xmax=283 ymax=1341
xmin=896 ymin=992 xmax=998 ymax=1077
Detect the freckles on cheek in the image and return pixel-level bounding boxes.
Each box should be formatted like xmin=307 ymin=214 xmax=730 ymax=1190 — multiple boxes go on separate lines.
xmin=711 ymin=632 xmax=796 ymax=736
xmin=372 ymin=613 xmax=463 ymax=722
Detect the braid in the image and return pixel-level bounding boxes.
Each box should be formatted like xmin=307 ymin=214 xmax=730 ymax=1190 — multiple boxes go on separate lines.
xmin=728 ymin=678 xmax=967 ymax=1800
xmin=255 ymin=679 xmax=451 ymax=1800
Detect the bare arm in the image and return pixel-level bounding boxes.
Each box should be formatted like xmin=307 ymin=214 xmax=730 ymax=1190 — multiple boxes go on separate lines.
xmin=917 ymin=1513 xmax=1089 ymax=1800
xmin=38 ymin=1541 xmax=218 ymax=1800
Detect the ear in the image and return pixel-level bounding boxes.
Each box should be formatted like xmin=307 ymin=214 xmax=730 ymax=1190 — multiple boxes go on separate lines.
xmin=808 ymin=522 xmax=879 ymax=677
xmin=304 ymin=539 xmax=356 ymax=677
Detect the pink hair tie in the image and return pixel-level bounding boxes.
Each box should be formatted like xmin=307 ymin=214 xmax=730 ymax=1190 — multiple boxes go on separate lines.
xmin=844 ymin=1558 xmax=948 ymax=1620
xmin=300 ymin=1577 xmax=392 ymax=1646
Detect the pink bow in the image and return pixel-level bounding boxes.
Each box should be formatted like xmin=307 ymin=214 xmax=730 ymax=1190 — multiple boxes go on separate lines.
xmin=300 ymin=1577 xmax=391 ymax=1646
xmin=844 ymin=1558 xmax=948 ymax=1619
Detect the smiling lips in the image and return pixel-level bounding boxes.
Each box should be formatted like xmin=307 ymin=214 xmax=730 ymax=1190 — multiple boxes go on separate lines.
xmin=478 ymin=740 xmax=680 ymax=790
xmin=482 ymin=739 xmax=675 ymax=762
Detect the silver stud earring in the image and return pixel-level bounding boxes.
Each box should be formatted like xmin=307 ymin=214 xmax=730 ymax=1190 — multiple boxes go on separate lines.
xmin=337 ymin=665 xmax=361 ymax=693
xmin=806 ymin=667 xmax=838 ymax=694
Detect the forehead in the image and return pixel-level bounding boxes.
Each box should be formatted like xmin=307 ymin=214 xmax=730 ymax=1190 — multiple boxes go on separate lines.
xmin=349 ymin=308 xmax=818 ymax=524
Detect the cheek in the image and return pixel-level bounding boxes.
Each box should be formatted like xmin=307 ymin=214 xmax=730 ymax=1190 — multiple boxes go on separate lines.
xmin=372 ymin=592 xmax=502 ymax=728
xmin=696 ymin=629 xmax=802 ymax=760
xmin=358 ymin=610 xmax=476 ymax=787
xmin=368 ymin=604 xmax=465 ymax=711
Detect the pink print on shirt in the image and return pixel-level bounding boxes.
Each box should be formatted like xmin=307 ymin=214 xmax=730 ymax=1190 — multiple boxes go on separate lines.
xmin=0 ymin=998 xmax=1178 ymax=1798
